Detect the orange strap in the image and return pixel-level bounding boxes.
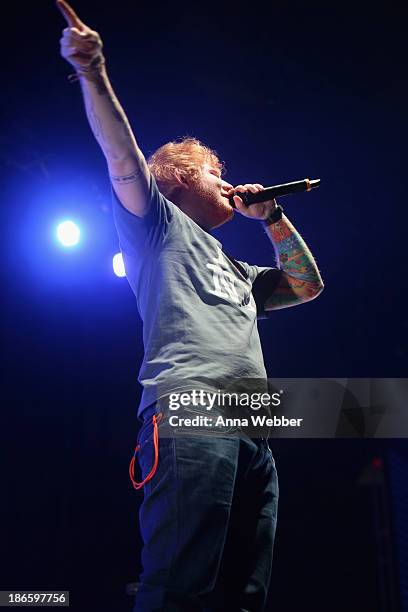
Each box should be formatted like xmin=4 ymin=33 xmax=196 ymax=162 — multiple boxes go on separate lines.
xmin=129 ymin=412 xmax=163 ymax=490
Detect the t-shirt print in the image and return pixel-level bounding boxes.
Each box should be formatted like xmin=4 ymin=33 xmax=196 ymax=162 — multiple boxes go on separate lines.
xmin=206 ymin=246 xmax=256 ymax=313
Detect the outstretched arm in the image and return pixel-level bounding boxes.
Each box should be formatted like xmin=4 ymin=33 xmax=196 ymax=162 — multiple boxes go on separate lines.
xmin=57 ymin=0 xmax=150 ymax=217
xmin=229 ymin=183 xmax=324 ymax=310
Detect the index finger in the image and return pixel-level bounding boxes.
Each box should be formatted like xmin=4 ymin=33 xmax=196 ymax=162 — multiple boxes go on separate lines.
xmin=56 ymin=0 xmax=85 ymax=29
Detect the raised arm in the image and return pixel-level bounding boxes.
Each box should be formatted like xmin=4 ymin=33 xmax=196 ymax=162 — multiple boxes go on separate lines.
xmin=57 ymin=0 xmax=150 ymax=217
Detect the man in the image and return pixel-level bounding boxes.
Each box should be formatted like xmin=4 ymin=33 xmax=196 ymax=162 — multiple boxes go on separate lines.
xmin=57 ymin=1 xmax=324 ymax=610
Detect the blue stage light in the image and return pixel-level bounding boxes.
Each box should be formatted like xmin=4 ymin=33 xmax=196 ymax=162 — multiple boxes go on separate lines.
xmin=112 ymin=252 xmax=126 ymax=277
xmin=56 ymin=220 xmax=80 ymax=247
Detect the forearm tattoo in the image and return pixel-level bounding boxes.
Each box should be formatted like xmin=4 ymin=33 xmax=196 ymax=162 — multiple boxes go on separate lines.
xmin=90 ymin=71 xmax=107 ymax=96
xmin=270 ymin=219 xmax=321 ymax=283
xmin=79 ymin=58 xmax=108 ymax=96
xmin=110 ymin=167 xmax=144 ymax=184
xmin=264 ymin=217 xmax=323 ymax=308
xmin=111 ymin=105 xmax=125 ymax=124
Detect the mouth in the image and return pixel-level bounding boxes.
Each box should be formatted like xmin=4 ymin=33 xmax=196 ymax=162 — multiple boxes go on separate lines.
xmin=225 ymin=198 xmax=235 ymax=210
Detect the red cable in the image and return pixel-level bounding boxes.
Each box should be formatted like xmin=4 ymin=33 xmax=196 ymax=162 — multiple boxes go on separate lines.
xmin=129 ymin=412 xmax=163 ymax=490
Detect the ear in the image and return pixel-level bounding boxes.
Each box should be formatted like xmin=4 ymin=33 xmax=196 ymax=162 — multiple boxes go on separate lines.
xmin=174 ymin=168 xmax=191 ymax=190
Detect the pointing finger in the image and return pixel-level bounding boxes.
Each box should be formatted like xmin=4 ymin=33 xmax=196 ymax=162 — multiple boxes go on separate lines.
xmin=56 ymin=0 xmax=85 ymax=29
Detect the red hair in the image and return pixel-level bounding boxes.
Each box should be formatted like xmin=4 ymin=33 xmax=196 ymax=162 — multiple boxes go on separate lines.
xmin=147 ymin=136 xmax=225 ymax=198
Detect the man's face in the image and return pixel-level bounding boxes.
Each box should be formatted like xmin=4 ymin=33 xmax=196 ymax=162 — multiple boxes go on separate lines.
xmin=187 ymin=162 xmax=235 ymax=229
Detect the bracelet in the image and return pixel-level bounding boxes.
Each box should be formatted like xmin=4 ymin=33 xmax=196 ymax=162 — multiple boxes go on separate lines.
xmin=68 ymin=55 xmax=106 ymax=83
xmin=262 ymin=204 xmax=284 ymax=226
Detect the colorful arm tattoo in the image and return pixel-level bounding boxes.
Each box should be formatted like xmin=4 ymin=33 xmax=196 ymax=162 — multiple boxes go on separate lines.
xmin=264 ymin=215 xmax=324 ymax=310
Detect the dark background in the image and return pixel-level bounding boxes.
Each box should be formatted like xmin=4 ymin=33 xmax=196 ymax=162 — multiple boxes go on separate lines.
xmin=1 ymin=0 xmax=407 ymax=610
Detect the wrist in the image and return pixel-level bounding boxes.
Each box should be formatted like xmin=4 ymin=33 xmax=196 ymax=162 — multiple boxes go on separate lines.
xmin=261 ymin=203 xmax=284 ymax=226
xmin=68 ymin=55 xmax=106 ymax=83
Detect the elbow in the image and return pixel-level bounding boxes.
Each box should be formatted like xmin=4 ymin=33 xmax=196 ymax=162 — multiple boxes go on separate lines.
xmin=316 ymin=279 xmax=325 ymax=295
xmin=308 ymin=280 xmax=324 ymax=300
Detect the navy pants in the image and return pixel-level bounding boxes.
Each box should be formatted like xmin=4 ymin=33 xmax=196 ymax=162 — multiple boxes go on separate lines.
xmin=133 ymin=404 xmax=279 ymax=612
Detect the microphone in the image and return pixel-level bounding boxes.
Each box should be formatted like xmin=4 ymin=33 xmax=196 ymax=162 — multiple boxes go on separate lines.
xmin=228 ymin=178 xmax=320 ymax=208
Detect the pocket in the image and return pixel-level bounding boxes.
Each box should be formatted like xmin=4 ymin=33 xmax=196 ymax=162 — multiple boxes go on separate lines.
xmin=137 ymin=436 xmax=155 ymax=482
xmin=137 ymin=408 xmax=158 ymax=448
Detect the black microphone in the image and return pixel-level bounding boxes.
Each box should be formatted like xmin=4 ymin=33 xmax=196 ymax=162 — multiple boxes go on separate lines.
xmin=228 ymin=178 xmax=320 ymax=208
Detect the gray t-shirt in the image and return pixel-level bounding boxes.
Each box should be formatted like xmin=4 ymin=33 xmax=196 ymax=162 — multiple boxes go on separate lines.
xmin=112 ymin=173 xmax=279 ymax=417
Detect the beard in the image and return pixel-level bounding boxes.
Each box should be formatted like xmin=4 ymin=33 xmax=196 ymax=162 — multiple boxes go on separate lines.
xmin=191 ymin=177 xmax=234 ymax=229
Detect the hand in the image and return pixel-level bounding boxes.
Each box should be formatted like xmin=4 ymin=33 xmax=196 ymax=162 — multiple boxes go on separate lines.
xmin=56 ymin=0 xmax=104 ymax=74
xmin=227 ymin=184 xmax=277 ymax=221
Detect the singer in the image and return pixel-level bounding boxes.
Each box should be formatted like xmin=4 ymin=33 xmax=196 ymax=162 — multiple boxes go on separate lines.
xmin=57 ymin=1 xmax=323 ymax=610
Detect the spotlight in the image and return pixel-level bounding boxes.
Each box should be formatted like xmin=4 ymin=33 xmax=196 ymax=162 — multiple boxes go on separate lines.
xmin=56 ymin=220 xmax=80 ymax=247
xmin=113 ymin=252 xmax=126 ymax=277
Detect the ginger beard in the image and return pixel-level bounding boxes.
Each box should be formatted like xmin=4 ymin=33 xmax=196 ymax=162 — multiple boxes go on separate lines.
xmin=189 ymin=172 xmax=234 ymax=230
